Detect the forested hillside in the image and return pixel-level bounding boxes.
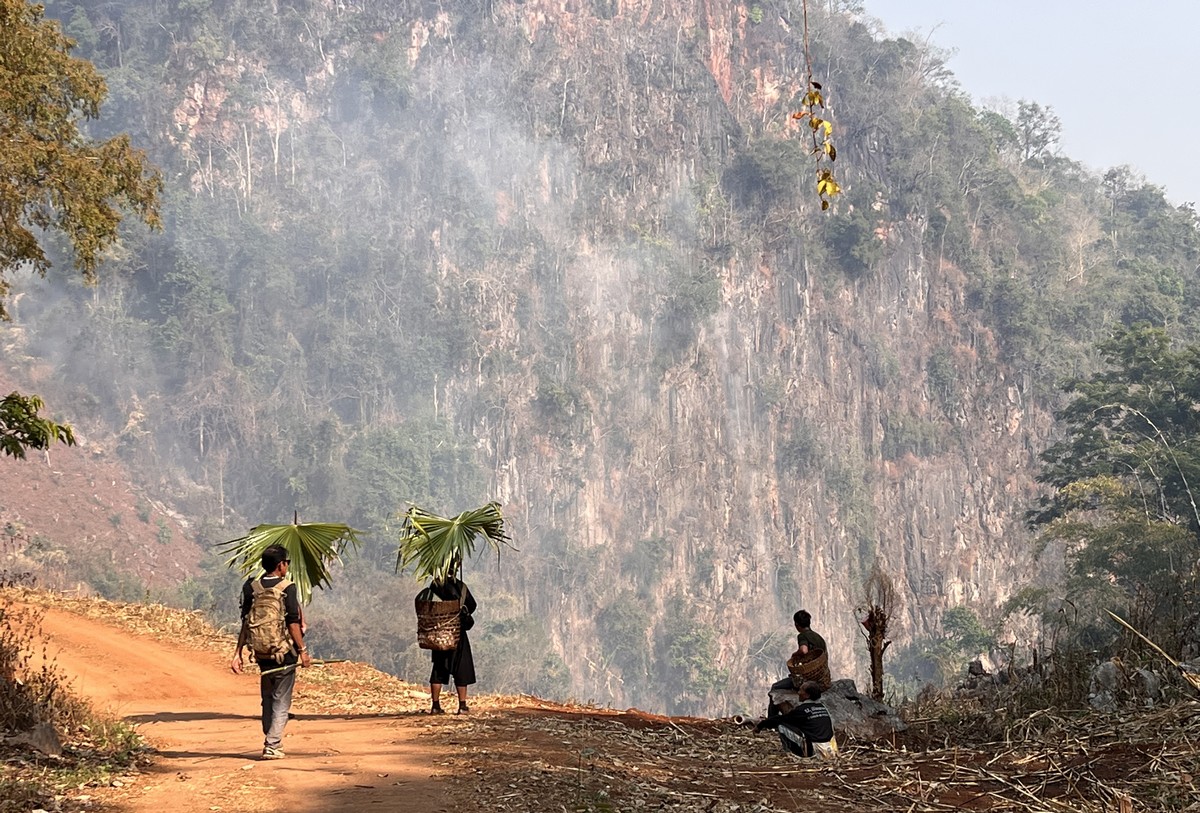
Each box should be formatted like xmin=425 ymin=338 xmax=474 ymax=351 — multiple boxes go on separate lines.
xmin=4 ymin=0 xmax=1198 ymax=715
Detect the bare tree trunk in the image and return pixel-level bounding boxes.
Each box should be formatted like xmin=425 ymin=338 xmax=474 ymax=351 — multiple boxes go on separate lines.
xmin=864 ymin=606 xmax=889 ymax=701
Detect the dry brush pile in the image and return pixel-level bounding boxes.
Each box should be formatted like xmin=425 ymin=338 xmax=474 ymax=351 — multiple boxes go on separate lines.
xmin=436 ymin=696 xmax=1200 ymax=813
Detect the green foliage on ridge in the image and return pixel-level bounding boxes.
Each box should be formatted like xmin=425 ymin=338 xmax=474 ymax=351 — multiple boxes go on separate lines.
xmin=1028 ymin=325 xmax=1200 ymax=655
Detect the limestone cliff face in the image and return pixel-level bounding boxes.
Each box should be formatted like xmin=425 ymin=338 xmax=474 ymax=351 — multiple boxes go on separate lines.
xmin=452 ymin=216 xmax=1051 ymax=713
xmin=391 ymin=1 xmax=1057 ymax=713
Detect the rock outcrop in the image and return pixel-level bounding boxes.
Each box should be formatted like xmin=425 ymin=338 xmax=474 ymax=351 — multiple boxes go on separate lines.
xmin=770 ymin=678 xmax=907 ymax=740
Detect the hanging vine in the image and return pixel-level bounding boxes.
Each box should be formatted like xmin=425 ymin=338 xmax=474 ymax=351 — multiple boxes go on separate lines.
xmin=795 ymin=0 xmax=840 ymax=210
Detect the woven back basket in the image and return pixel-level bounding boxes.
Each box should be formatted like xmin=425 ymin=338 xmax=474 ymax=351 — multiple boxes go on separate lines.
xmin=415 ymin=596 xmax=461 ymax=651
xmin=787 ymin=648 xmax=832 ymax=691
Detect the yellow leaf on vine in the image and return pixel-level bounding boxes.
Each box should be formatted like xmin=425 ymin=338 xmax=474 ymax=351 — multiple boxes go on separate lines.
xmin=817 ymin=170 xmax=841 ymax=199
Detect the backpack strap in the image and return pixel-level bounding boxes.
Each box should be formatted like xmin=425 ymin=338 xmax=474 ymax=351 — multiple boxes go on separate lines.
xmin=253 ymin=576 xmax=292 ymax=594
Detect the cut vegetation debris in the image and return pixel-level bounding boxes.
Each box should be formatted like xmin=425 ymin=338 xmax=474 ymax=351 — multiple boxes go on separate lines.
xmin=6 ymin=587 xmax=1200 ymax=812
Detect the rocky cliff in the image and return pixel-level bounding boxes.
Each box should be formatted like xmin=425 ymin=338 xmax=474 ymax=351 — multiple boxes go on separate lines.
xmin=376 ymin=0 xmax=1056 ymax=710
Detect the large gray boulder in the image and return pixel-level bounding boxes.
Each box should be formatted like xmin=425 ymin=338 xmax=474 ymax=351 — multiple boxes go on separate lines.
xmin=1087 ymin=659 xmax=1165 ymax=709
xmin=769 ymin=678 xmax=907 ymax=739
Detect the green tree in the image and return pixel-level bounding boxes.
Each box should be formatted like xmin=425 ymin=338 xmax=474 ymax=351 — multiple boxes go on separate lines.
xmin=655 ymin=593 xmax=729 ymax=714
xmin=1030 ymin=325 xmax=1200 ymax=651
xmin=825 ymin=200 xmax=885 ymax=280
xmin=0 ymin=392 xmax=75 ymax=459
xmin=1016 ymin=100 xmax=1062 ymax=164
xmin=475 ymin=612 xmax=571 ymax=698
xmin=0 ymin=0 xmax=160 ymax=458
xmin=728 ymin=136 xmax=810 ymax=208
xmin=597 ymin=592 xmax=652 ymax=679
xmin=0 ymin=0 xmax=161 ymax=315
xmin=942 ymin=607 xmax=995 ymax=655
xmin=892 ymin=607 xmax=996 ymax=687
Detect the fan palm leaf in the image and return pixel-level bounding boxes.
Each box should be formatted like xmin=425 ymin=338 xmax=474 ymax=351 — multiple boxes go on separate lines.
xmin=396 ymin=502 xmax=514 ymax=582
xmin=220 ymin=521 xmax=362 ymax=604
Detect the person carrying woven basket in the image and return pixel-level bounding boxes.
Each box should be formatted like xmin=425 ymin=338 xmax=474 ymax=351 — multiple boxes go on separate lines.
xmin=766 ymin=609 xmax=831 ymax=718
xmin=427 ymin=567 xmax=478 ymax=715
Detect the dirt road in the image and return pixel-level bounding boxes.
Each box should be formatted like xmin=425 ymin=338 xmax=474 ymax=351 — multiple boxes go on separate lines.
xmin=33 ymin=601 xmax=1185 ymax=813
xmin=38 ymin=608 xmax=458 ymax=813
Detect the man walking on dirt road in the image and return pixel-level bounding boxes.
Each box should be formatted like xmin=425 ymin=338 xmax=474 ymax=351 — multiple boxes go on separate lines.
xmin=230 ymin=544 xmax=311 ymax=759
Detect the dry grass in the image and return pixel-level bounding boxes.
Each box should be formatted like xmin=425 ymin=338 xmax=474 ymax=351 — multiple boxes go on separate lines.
xmin=0 ymin=589 xmax=152 ymax=813
xmin=7 ymin=587 xmax=1200 ymax=812
xmin=11 ymin=586 xmax=234 ymax=658
xmin=438 ymin=697 xmax=1200 ymax=812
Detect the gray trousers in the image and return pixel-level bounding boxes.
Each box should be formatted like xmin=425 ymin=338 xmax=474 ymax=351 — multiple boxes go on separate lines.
xmin=260 ymin=666 xmax=296 ymax=749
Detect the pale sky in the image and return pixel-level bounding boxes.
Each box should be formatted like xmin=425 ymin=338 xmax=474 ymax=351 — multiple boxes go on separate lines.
xmin=864 ymin=0 xmax=1199 ymax=206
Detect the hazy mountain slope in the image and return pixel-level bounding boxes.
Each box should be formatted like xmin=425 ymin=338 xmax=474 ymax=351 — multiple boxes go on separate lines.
xmin=10 ymin=0 xmax=1199 ymax=714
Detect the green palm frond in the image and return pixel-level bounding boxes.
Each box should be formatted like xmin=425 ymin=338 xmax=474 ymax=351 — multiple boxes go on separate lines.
xmin=396 ymin=502 xmax=514 ymax=582
xmin=219 ymin=521 xmax=362 ymax=604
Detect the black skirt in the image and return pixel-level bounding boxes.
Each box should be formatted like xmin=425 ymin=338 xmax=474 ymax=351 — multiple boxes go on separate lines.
xmin=430 ymin=633 xmax=475 ymax=686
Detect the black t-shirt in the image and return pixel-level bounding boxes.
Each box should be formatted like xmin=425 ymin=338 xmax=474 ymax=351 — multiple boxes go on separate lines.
xmin=759 ymin=700 xmax=834 ymax=742
xmin=796 ymin=629 xmax=827 ymax=654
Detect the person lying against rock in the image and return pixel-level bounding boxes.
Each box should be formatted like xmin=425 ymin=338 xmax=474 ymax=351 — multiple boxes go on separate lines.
xmin=755 ymin=680 xmax=838 ymax=759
